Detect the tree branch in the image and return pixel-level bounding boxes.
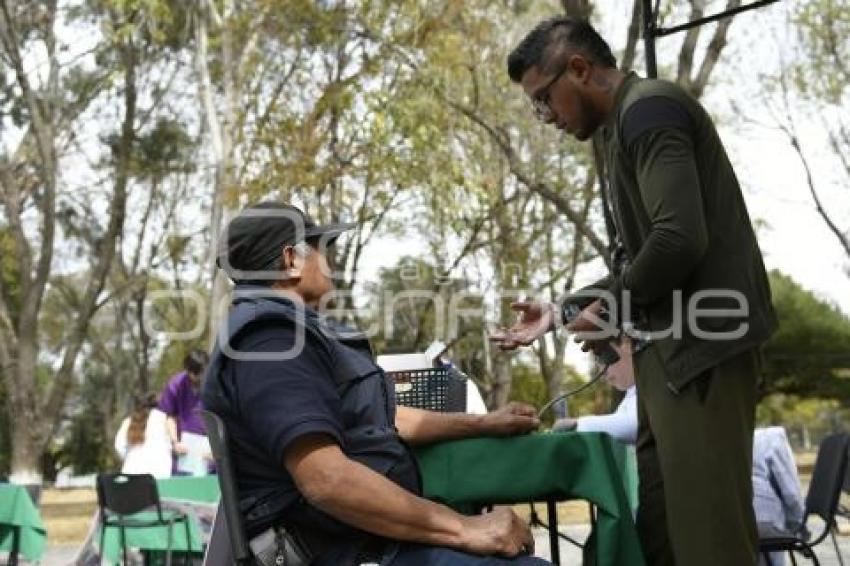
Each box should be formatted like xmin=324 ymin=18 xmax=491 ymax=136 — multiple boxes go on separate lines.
xmin=677 ymin=0 xmax=705 ymax=89
xmin=0 ymin=0 xmax=58 ymax=344
xmin=0 ymin=292 xmax=17 ymax=372
xmin=827 ymin=123 xmax=850 ymax=184
xmin=560 ymin=0 xmax=593 ymax=20
xmin=773 ymin=72 xmax=850 ymax=261
xmin=446 ymin=100 xmax=609 ymax=260
xmin=620 ymin=0 xmax=641 ymax=73
xmin=42 ymin=18 xmax=135 ymax=432
xmin=0 ymin=157 xmax=33 ymax=289
xmin=691 ymin=0 xmax=742 ymax=99
xmin=788 ymin=133 xmax=850 ymax=259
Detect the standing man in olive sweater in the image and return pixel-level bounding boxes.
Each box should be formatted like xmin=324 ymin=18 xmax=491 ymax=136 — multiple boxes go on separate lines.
xmin=491 ymin=17 xmax=777 ymax=566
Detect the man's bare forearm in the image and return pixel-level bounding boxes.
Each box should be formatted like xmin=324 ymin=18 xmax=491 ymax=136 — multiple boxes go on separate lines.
xmin=287 ymin=437 xmax=465 ymax=547
xmin=395 ymin=406 xmax=485 ymax=446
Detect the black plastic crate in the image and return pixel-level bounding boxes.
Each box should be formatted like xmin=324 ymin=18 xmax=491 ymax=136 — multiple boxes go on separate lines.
xmin=389 ymin=367 xmax=467 ymax=412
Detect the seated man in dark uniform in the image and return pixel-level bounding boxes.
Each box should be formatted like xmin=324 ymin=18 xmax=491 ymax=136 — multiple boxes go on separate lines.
xmin=202 ymin=202 xmax=550 ymax=566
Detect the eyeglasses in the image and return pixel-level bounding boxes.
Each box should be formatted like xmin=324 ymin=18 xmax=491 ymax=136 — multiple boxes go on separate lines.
xmin=530 ymin=65 xmax=569 ymax=122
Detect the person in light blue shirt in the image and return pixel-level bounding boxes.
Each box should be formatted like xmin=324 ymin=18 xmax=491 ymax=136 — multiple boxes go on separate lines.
xmin=752 ymin=426 xmax=806 ymax=566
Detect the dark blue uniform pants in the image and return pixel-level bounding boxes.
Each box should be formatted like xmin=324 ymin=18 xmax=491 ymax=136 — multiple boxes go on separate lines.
xmin=387 ymin=543 xmax=551 ymax=565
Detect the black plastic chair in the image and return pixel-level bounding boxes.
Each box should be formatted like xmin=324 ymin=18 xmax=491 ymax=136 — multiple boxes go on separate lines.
xmin=759 ymin=433 xmax=850 ymax=566
xmin=835 ymin=446 xmax=850 ymax=563
xmin=837 ymin=457 xmax=850 ymax=519
xmin=96 ymin=473 xmax=192 ymax=566
xmin=201 ymin=410 xmax=255 ymax=566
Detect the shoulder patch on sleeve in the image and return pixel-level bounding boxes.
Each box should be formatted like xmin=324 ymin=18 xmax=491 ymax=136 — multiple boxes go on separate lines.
xmin=621 ymin=96 xmax=693 ymax=147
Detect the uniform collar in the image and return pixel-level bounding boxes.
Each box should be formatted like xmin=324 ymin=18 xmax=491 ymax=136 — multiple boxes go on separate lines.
xmin=231 ymin=283 xmax=370 ymax=347
xmin=602 ymin=71 xmax=640 ymax=132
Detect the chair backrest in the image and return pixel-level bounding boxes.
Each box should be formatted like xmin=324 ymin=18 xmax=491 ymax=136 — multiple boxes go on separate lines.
xmin=844 ymin=452 xmax=850 ymax=494
xmin=96 ymin=473 xmax=162 ymax=517
xmin=202 ymin=410 xmax=254 ymax=565
xmin=804 ymin=432 xmax=850 ymax=538
xmin=445 ymin=368 xmax=469 ymax=413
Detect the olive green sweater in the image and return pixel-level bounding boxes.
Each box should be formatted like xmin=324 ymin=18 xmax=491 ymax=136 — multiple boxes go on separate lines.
xmin=578 ymin=72 xmax=777 ymax=393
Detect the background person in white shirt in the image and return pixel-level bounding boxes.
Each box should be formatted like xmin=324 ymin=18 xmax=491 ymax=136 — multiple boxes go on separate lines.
xmin=114 ymin=393 xmax=172 ymax=478
xmin=552 ymin=337 xmax=638 ymax=445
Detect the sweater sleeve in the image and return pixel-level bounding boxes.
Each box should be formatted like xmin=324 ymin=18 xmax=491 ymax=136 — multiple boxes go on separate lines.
xmin=610 ymin=97 xmax=709 ymax=307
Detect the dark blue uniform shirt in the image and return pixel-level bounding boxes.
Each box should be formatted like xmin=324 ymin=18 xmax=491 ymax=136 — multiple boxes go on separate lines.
xmin=219 ymin=319 xmax=346 ymax=535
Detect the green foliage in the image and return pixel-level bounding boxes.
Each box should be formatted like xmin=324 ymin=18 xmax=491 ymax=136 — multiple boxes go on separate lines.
xmin=132 ymin=119 xmax=195 ymax=178
xmin=364 ymin=256 xmax=488 ymax=376
xmin=85 ymin=0 xmax=192 ymax=50
xmin=508 ymin=360 xmax=602 ymax=427
xmin=793 ymin=0 xmax=850 ymax=104
xmin=509 ymin=362 xmax=549 ymax=410
xmin=55 ymin=370 xmax=121 ymax=475
xmin=0 ymin=378 xmax=8 ymax=477
xmin=761 ymin=270 xmax=850 ymax=401
xmin=756 ymin=393 xmax=849 ymax=447
xmin=0 ymin=229 xmax=21 ymax=322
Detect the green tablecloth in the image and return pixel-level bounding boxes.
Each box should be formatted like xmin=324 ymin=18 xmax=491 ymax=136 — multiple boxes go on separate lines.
xmin=157 ymin=476 xmax=221 ymax=504
xmin=100 ymin=510 xmax=202 ymax=564
xmin=611 ymin=444 xmax=639 ymax=513
xmin=0 ymin=485 xmax=46 ymax=562
xmin=415 ymin=432 xmax=645 ymax=566
xmin=98 ymin=477 xmax=220 ymax=564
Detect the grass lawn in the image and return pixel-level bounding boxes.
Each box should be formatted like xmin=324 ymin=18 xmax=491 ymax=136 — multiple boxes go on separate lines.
xmin=38 ymin=451 xmax=831 ymax=546
xmin=40 ymin=488 xmax=98 ymax=545
xmin=39 ymin=487 xmax=593 ymax=547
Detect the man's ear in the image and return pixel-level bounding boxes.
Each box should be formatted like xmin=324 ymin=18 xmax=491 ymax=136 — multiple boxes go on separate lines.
xmin=567 ymin=54 xmax=592 ymax=84
xmin=280 ymin=246 xmax=302 ymax=278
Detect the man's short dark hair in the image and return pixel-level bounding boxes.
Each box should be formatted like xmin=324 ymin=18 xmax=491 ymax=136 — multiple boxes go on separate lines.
xmin=507 ymin=17 xmax=617 ymax=83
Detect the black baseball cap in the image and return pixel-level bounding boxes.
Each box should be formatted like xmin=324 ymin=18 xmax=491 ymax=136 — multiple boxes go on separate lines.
xmin=217 ymin=202 xmax=355 ymax=282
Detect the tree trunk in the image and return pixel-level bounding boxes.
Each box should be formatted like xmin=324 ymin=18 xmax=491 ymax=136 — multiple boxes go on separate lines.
xmin=489 ymin=351 xmax=514 ymax=408
xmin=195 ymin=0 xmax=237 ymax=348
xmin=8 ymin=339 xmax=42 ymax=482
xmin=39 ymin=20 xmax=134 ymax=443
xmin=9 ymin=420 xmax=41 ymax=484
xmin=1 ymin=2 xmax=136 ymax=478
xmin=0 ymin=0 xmax=59 ymax=483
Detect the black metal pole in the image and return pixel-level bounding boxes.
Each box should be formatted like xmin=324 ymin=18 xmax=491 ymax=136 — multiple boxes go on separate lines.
xmin=655 ymin=0 xmax=781 ymax=37
xmin=642 ymin=0 xmax=658 ymax=78
xmin=641 ymin=0 xmax=779 ymax=79
xmin=547 ymin=498 xmax=561 ymax=565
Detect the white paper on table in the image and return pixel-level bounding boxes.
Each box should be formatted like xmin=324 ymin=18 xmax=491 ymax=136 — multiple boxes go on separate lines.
xmin=177 ymin=431 xmax=211 ymax=476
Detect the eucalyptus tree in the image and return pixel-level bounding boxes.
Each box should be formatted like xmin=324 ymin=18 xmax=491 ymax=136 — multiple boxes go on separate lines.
xmin=0 ymin=0 xmax=188 ymax=480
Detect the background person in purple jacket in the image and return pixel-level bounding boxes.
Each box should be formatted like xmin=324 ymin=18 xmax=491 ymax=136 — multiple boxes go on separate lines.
xmin=159 ymin=349 xmax=209 ymax=473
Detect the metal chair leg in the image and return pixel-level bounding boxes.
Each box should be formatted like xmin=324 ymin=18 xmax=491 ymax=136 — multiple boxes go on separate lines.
xmin=100 ymin=524 xmax=107 ymax=566
xmin=120 ymin=526 xmax=127 ymax=566
xmin=790 ymin=549 xmax=798 ymax=566
xmin=183 ymin=518 xmax=191 ymax=566
xmin=831 ymin=527 xmax=845 ymax=566
xmin=9 ymin=525 xmax=20 ymax=566
xmin=165 ymin=518 xmax=174 ymax=566
xmin=546 ymin=498 xmax=560 ymax=566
